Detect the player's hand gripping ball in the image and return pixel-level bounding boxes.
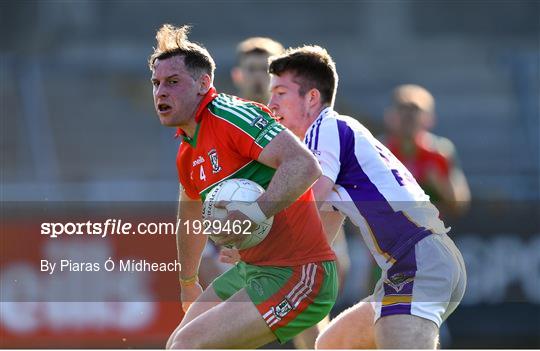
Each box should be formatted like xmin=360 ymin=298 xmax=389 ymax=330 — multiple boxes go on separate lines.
xmin=202 ymin=179 xmax=273 ymax=250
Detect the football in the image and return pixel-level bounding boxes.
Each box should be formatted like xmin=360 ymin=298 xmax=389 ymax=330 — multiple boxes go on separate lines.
xmin=202 ymin=178 xmax=273 ymax=250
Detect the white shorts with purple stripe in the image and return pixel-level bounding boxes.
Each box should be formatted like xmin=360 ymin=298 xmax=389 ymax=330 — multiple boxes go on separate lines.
xmin=372 ymin=233 xmax=467 ymax=327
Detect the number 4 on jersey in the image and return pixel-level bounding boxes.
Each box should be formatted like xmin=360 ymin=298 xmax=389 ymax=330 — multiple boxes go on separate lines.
xmin=199 ymin=166 xmax=206 ymax=181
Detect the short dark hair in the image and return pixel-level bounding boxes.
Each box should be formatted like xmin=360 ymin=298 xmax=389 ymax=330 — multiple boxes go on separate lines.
xmin=148 ymin=24 xmax=215 ymax=80
xmin=269 ymin=45 xmax=338 ymax=106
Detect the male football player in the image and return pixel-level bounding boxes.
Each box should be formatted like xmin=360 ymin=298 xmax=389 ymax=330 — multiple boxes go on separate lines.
xmin=149 ymin=24 xmax=337 ymax=349
xmin=267 ymin=45 xmax=467 ymax=349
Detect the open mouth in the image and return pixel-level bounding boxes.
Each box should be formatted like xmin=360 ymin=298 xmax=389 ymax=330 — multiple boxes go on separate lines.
xmin=157 ymin=103 xmax=172 ymax=113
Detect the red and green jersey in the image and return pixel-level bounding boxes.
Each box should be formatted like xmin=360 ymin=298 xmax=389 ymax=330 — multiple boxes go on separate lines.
xmin=176 ymin=87 xmax=335 ymax=266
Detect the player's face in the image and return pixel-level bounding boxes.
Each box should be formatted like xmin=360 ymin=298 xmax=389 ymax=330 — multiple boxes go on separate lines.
xmin=268 ymin=72 xmax=310 ymax=138
xmin=151 ymin=56 xmax=202 ymax=127
xmin=235 ymin=53 xmax=271 ymax=103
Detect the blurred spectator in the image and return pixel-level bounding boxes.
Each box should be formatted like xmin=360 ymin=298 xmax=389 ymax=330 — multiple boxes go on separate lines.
xmin=382 ymin=84 xmax=471 ymax=218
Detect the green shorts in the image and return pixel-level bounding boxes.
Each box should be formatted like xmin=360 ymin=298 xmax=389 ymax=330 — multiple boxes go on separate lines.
xmin=212 ymin=260 xmax=338 ymax=343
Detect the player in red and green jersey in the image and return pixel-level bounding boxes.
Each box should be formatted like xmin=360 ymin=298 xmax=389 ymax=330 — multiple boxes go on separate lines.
xmin=176 ymin=92 xmax=335 ymax=266
xmin=149 ymin=24 xmax=337 ymax=349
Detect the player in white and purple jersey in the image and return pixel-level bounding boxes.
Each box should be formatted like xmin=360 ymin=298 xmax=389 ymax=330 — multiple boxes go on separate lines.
xmin=304 ymin=107 xmax=448 ymax=270
xmin=268 ymin=45 xmax=466 ymax=349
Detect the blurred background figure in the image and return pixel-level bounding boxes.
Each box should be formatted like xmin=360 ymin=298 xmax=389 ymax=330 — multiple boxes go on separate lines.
xmin=231 ymin=37 xmax=284 ymax=104
xmin=382 ymin=84 xmax=471 ymax=218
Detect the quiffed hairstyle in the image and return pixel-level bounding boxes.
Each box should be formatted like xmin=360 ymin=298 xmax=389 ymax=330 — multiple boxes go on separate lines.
xmin=236 ymin=37 xmax=284 ymax=61
xmin=269 ymin=45 xmax=338 ymax=106
xmin=148 ymin=24 xmax=215 ymax=80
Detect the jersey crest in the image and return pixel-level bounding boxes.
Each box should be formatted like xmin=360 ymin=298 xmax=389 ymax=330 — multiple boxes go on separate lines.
xmin=208 ymin=148 xmax=222 ymax=174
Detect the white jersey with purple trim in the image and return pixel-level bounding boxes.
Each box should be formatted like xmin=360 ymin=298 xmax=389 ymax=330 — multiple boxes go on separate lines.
xmin=305 ymin=107 xmax=448 ymax=269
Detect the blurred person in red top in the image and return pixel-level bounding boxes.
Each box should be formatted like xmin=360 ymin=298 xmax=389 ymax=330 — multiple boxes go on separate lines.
xmin=383 ymin=84 xmax=471 ymax=217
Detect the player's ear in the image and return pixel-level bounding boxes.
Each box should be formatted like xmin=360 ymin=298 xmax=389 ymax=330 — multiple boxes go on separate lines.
xmin=231 ymin=67 xmax=243 ymax=87
xmin=198 ymin=73 xmax=212 ymax=94
xmin=308 ymin=88 xmax=322 ymax=108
